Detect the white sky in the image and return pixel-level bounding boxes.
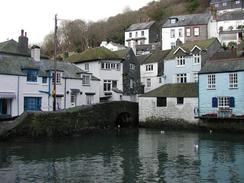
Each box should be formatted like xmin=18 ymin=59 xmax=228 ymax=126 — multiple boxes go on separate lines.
xmin=0 ymin=0 xmax=153 ymax=45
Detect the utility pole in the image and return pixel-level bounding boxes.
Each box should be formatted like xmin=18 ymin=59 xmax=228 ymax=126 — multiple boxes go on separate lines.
xmin=53 ymin=14 xmax=58 ymax=111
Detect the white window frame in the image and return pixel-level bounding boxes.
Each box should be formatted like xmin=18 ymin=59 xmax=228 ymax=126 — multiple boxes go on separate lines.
xmin=229 ymin=73 xmax=238 ymax=88
xmin=235 ymin=0 xmax=240 ymax=4
xmin=52 ymin=72 xmax=61 ymax=85
xmin=186 ymin=28 xmax=191 ymax=37
xmin=194 ymin=27 xmax=200 ymax=36
xmin=170 ymin=19 xmax=176 ymax=24
xmin=170 ymin=29 xmax=175 ymax=38
xmin=193 ymin=72 xmax=198 ymax=82
xmin=130 ymin=63 xmax=135 ymax=70
xmin=129 ymin=32 xmax=132 ymax=38
xmin=218 ymin=97 xmax=230 ymax=108
xmin=179 ymin=28 xmax=183 ymax=37
xmin=86 ymin=95 xmax=94 ymax=105
xmin=104 ymin=80 xmax=112 ymax=92
xmin=193 ymin=53 xmax=201 ymax=64
xmin=208 ymin=74 xmax=216 ymax=89
xmin=223 ymin=2 xmax=227 ymax=6
xmin=146 ymin=64 xmax=153 ymax=71
xmin=171 ymin=42 xmax=176 ymax=49
xmin=176 ymin=56 xmax=185 ymax=66
xmin=70 ymin=93 xmax=77 ymax=105
xmin=82 ymin=75 xmax=90 ymax=86
xmin=85 ymin=63 xmax=89 ymax=71
xmin=141 ymin=31 xmax=144 ymax=36
xmin=130 ymin=79 xmax=134 ymax=89
xmin=176 ymin=73 xmax=187 ymax=83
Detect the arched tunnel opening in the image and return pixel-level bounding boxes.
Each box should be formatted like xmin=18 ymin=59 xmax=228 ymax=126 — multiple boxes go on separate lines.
xmin=115 ymin=112 xmax=137 ymax=128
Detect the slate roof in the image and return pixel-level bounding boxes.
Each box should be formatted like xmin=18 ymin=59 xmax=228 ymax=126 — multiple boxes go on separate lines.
xmin=165 ymin=38 xmax=218 ymax=60
xmin=126 ymin=21 xmax=155 ymax=31
xmin=162 ymin=13 xmax=211 ymax=28
xmin=113 ymin=48 xmax=130 ymax=59
xmin=140 ymin=83 xmax=198 ymax=98
xmin=136 ymin=54 xmax=151 ymax=65
xmin=67 ymin=47 xmax=122 ymax=63
xmin=218 ymin=10 xmax=244 ymax=21
xmin=142 ymin=49 xmax=171 ymax=64
xmin=0 ymin=39 xmax=30 ymax=55
xmin=210 ymin=0 xmax=228 ymax=3
xmin=199 ymin=50 xmax=244 ymax=74
xmin=0 ymin=52 xmax=97 ymax=80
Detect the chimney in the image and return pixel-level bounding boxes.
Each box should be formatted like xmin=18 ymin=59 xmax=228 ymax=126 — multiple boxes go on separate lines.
xmin=18 ymin=29 xmax=29 ymax=54
xmin=31 ymin=45 xmax=40 ymax=61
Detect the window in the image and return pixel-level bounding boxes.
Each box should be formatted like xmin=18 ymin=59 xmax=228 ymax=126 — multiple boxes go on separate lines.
xmin=136 ymin=32 xmax=138 ymax=37
xmin=147 ymin=78 xmax=151 ymax=87
xmin=170 ymin=29 xmax=175 ymax=38
xmin=85 ymin=63 xmax=89 ymax=71
xmin=215 ymin=3 xmax=219 ymax=7
xmin=159 ymin=77 xmax=162 ymax=83
xmin=112 ymin=80 xmax=117 ymax=88
xmin=218 ymin=97 xmax=229 ymax=108
xmin=70 ymin=93 xmax=77 ymax=105
xmin=177 ymin=56 xmax=185 ymax=66
xmin=141 ymin=31 xmax=144 ymax=36
xmin=130 ymin=63 xmax=135 ymax=70
xmin=140 ymin=40 xmax=145 ymax=45
xmin=86 ymin=95 xmax=94 ymax=105
xmin=157 ymin=97 xmax=167 ymax=107
xmin=176 ymin=73 xmax=187 ymax=83
xmin=82 ymin=75 xmax=90 ymax=85
xmin=170 ymin=18 xmax=177 ymax=24
xmin=52 ymin=72 xmax=61 ymax=85
xmin=179 ymin=28 xmax=183 ymax=37
xmin=104 ymin=80 xmax=117 ymax=91
xmin=186 ymin=28 xmax=191 ymax=37
xmin=101 ymin=62 xmax=105 ymax=69
xmin=177 ymin=97 xmax=184 ymax=105
xmin=146 ymin=64 xmax=153 ymax=71
xmin=223 ymin=2 xmax=227 ymax=6
xmin=193 ymin=53 xmax=201 ymax=64
xmin=106 ymin=63 xmax=111 ymax=69
xmin=42 ymin=77 xmax=47 ymax=84
xmin=129 ymin=32 xmax=132 ymax=38
xmin=24 ymin=97 xmax=41 ymax=111
xmin=26 ymin=69 xmax=38 ymax=82
xmin=171 ymin=42 xmax=176 ymax=49
xmin=208 ymin=74 xmax=216 ymax=89
xmin=229 ymin=73 xmax=238 ymax=88
xmin=116 ymin=63 xmax=120 ymax=70
xmin=194 ymin=27 xmax=200 ymax=36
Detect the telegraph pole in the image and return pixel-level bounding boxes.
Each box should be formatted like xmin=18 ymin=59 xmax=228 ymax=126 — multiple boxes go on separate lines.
xmin=53 ymin=14 xmax=58 ymax=111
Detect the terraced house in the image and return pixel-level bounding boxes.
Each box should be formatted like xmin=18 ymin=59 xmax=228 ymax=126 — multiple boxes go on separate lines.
xmin=68 ymin=47 xmax=140 ymax=102
xmin=161 ymin=13 xmax=213 ymax=50
xmin=199 ymin=49 xmax=244 ymax=118
xmin=210 ymin=0 xmax=244 ymax=14
xmin=0 ymin=31 xmax=99 ymax=119
xmin=139 ymin=38 xmax=221 ymax=123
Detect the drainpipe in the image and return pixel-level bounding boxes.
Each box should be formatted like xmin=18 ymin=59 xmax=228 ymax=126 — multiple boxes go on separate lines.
xmin=64 ymin=78 xmax=67 ymax=109
xmin=17 ymin=76 xmax=20 ymax=116
xmin=48 ymin=71 xmax=51 ymax=111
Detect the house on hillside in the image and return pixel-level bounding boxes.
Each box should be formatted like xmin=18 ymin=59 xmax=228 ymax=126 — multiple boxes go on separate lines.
xmin=163 ymin=38 xmax=221 ymax=84
xmin=140 ymin=49 xmax=171 ymax=93
xmin=114 ymin=48 xmax=141 ymax=99
xmin=139 ymin=83 xmax=199 ymax=123
xmin=161 ymin=13 xmax=213 ymax=50
xmin=100 ymin=41 xmax=126 ymax=51
xmin=68 ymin=47 xmax=139 ymax=102
xmin=216 ymin=10 xmax=244 ymax=46
xmin=210 ymin=0 xmax=244 ymax=15
xmin=198 ymin=49 xmax=244 ymax=118
xmin=0 ymin=33 xmax=99 ymax=118
xmin=125 ymin=21 xmax=160 ymax=53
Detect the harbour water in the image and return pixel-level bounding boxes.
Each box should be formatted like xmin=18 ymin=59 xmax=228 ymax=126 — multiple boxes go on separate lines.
xmin=0 ymin=129 xmax=244 ymax=183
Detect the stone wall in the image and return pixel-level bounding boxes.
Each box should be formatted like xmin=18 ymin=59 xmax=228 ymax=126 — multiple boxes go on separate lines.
xmin=2 ymin=101 xmax=138 ymax=138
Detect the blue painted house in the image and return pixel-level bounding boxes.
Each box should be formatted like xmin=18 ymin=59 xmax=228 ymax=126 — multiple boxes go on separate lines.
xmin=199 ymin=50 xmax=244 ymax=118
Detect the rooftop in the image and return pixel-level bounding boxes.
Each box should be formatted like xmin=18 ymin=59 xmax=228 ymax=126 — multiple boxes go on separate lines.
xmin=162 ymin=13 xmax=211 ymax=28
xmin=142 ymin=49 xmax=171 ymax=65
xmin=67 ymin=47 xmax=122 ymax=63
xmin=140 ymin=83 xmax=198 ymax=98
xmin=218 ymin=10 xmax=244 ymax=21
xmin=126 ymin=21 xmax=155 ymax=31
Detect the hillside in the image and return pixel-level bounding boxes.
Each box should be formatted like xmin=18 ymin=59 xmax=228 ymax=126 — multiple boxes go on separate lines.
xmin=42 ymin=0 xmax=209 ymax=57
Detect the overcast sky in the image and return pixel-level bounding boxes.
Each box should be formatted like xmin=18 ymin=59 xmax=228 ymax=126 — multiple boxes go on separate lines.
xmin=0 ymin=0 xmax=153 ymax=45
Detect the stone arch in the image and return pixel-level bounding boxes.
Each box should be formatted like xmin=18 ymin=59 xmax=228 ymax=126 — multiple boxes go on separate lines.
xmin=115 ymin=112 xmax=136 ymax=128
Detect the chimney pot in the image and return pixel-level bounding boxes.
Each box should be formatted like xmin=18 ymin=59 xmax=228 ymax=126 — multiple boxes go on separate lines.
xmin=21 ymin=29 xmax=24 ymax=36
xmin=25 ymin=32 xmax=27 ymax=37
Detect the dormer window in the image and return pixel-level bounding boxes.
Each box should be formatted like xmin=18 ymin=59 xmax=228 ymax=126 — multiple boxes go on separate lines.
xmin=170 ymin=18 xmax=177 ymax=24
xmin=141 ymin=31 xmax=144 ymax=36
xmin=176 ymin=56 xmax=185 ymax=66
xmin=193 ymin=53 xmax=201 ymax=64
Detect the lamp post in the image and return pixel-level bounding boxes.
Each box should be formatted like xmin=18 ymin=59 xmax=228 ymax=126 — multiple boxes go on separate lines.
xmin=53 ymin=14 xmax=58 ymax=111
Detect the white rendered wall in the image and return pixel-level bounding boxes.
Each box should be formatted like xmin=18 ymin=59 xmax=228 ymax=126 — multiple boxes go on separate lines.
xmin=162 ymin=27 xmax=185 ymax=50
xmin=124 ymin=29 xmax=149 ymax=47
xmin=139 ymin=97 xmax=198 ymax=123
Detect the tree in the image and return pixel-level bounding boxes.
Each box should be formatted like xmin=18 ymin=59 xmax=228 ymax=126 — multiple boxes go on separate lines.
xmin=187 ymin=0 xmax=199 ymax=13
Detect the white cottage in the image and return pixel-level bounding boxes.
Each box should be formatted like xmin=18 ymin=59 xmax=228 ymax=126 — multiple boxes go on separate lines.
xmin=0 ymin=38 xmax=99 ymax=119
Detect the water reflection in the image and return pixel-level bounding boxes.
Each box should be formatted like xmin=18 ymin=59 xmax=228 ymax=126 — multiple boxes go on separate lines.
xmin=0 ymin=129 xmax=244 ymax=183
